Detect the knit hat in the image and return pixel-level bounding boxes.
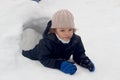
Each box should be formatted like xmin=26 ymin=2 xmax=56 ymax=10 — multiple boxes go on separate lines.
xmin=51 ymin=9 xmax=75 ymax=28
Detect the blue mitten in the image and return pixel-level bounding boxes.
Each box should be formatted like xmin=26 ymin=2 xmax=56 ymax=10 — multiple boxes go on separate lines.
xmin=80 ymin=57 xmax=95 ymax=72
xmin=60 ymin=61 xmax=77 ymax=75
xmin=87 ymin=61 xmax=95 ymax=72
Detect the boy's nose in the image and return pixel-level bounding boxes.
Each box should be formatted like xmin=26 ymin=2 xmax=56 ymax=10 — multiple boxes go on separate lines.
xmin=64 ymin=32 xmax=69 ymax=36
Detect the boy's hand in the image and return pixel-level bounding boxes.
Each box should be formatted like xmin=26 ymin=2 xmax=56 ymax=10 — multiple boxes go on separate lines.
xmin=87 ymin=61 xmax=95 ymax=72
xmin=80 ymin=57 xmax=95 ymax=72
xmin=60 ymin=61 xmax=77 ymax=75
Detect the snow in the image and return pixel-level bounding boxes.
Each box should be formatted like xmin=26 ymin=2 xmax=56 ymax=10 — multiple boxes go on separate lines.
xmin=0 ymin=0 xmax=120 ymax=80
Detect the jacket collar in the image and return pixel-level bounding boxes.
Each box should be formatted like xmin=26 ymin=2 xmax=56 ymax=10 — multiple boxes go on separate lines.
xmin=55 ymin=34 xmax=70 ymax=44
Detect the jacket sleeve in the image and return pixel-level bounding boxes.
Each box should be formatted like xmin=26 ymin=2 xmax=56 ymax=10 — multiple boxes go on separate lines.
xmin=36 ymin=39 xmax=64 ymax=69
xmin=73 ymin=36 xmax=88 ymax=65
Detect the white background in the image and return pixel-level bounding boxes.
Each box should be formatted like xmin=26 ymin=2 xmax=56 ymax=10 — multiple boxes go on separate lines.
xmin=0 ymin=0 xmax=120 ymax=80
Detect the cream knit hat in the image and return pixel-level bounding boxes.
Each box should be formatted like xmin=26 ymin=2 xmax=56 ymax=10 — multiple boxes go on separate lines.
xmin=51 ymin=9 xmax=75 ymax=28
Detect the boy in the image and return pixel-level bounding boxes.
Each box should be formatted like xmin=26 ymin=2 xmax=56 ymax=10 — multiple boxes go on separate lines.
xmin=22 ymin=9 xmax=95 ymax=75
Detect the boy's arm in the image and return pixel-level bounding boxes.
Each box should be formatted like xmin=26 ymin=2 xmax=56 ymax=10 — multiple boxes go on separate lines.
xmin=73 ymin=37 xmax=95 ymax=72
xmin=36 ymin=39 xmax=63 ymax=69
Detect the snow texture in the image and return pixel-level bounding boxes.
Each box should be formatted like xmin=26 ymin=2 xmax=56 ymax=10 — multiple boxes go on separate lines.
xmin=0 ymin=0 xmax=120 ymax=80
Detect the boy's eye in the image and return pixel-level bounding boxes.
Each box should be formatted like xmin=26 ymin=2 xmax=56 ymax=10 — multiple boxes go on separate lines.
xmin=60 ymin=30 xmax=65 ymax=32
xmin=69 ymin=29 xmax=73 ymax=31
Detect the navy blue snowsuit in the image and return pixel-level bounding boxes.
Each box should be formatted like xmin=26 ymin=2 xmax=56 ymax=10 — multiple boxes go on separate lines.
xmin=22 ymin=21 xmax=93 ymax=70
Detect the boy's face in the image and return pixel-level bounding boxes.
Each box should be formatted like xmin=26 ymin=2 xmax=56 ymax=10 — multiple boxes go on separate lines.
xmin=55 ymin=28 xmax=74 ymax=41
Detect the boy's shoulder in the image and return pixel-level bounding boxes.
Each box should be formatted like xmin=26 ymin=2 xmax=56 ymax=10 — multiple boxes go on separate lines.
xmin=70 ymin=33 xmax=82 ymax=44
xmin=73 ymin=33 xmax=81 ymax=40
